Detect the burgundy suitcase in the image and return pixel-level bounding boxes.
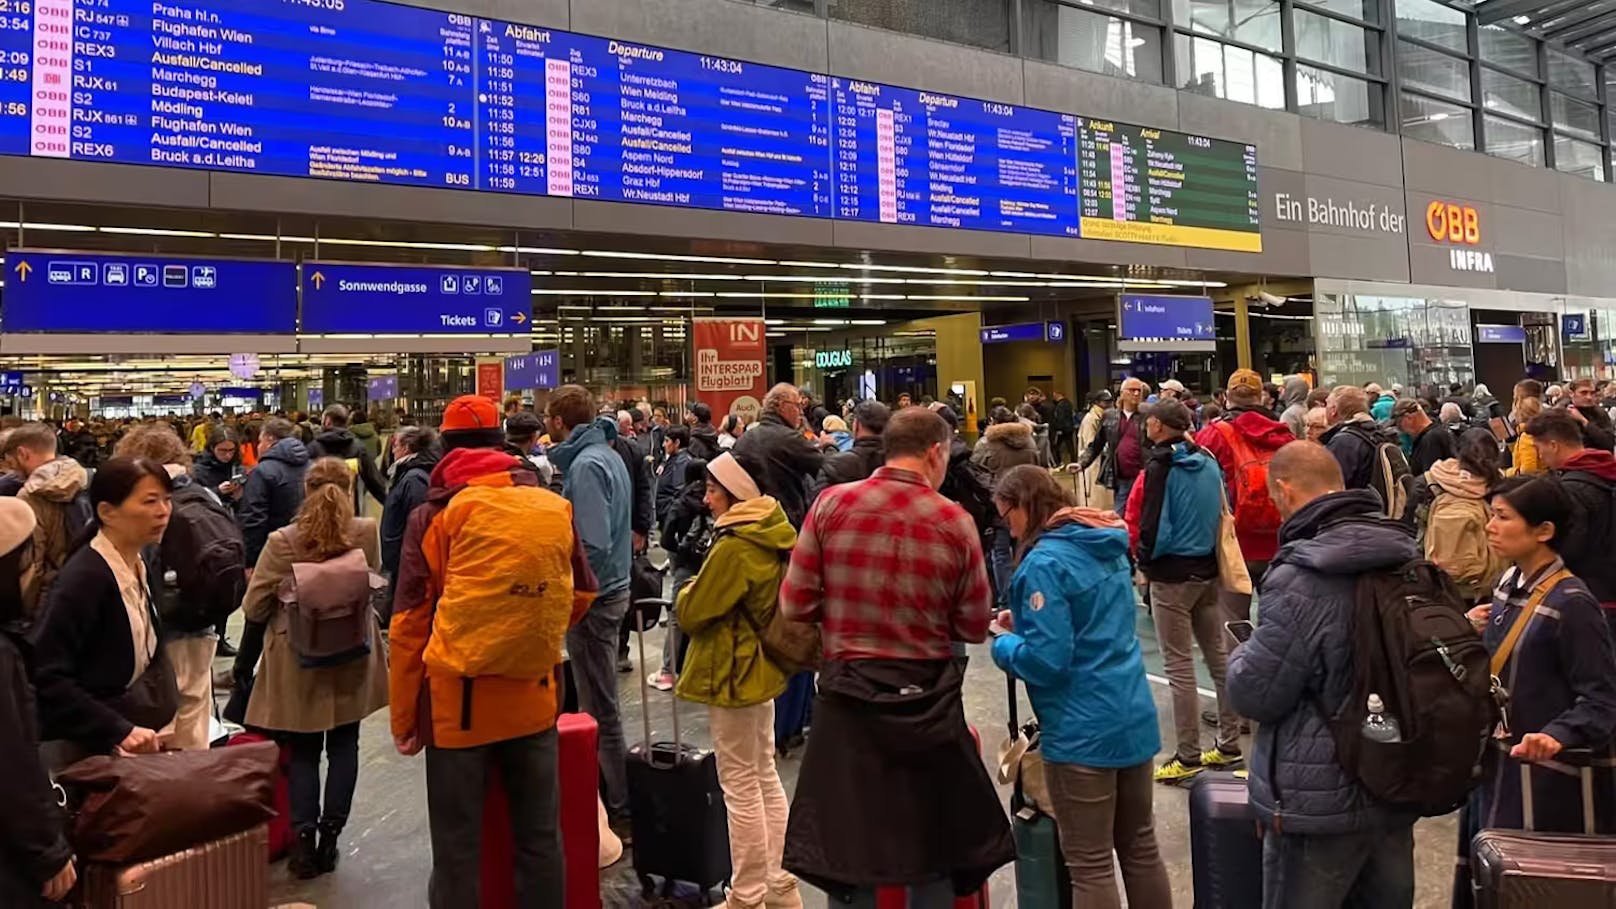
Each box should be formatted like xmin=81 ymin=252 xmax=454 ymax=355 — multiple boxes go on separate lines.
xmin=480 ymin=712 xmax=602 ymax=908
xmin=79 ymin=824 xmax=267 ymax=909
xmin=225 ymin=731 xmax=292 ymax=860
xmin=1471 ymin=749 xmax=1616 ymax=908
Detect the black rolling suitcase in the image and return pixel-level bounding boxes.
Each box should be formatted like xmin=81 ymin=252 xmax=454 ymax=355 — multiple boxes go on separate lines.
xmin=1188 ymin=773 xmax=1264 ymax=909
xmin=627 ymin=597 xmax=731 ymax=904
xmin=1471 ymin=747 xmax=1616 ymax=908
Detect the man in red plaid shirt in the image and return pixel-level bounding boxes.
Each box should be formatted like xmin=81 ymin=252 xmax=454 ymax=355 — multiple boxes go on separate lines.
xmin=779 ymin=407 xmax=1012 ymax=904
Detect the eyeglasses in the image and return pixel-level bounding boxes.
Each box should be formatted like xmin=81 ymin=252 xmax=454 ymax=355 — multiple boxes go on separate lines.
xmin=995 ymin=501 xmax=1013 ymax=519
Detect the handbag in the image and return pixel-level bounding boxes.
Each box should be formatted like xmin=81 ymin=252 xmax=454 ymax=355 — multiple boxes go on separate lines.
xmin=108 ymin=586 xmax=179 ymax=733
xmin=1215 ymin=486 xmax=1253 ymax=595
xmin=995 ymin=722 xmax=1052 ymax=814
xmin=57 ymin=741 xmax=278 ymax=863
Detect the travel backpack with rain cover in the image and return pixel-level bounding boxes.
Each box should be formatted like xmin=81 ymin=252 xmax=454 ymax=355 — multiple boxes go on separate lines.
xmin=1318 ymin=546 xmax=1492 ymax=816
xmin=1212 ymin=421 xmax=1283 ymax=545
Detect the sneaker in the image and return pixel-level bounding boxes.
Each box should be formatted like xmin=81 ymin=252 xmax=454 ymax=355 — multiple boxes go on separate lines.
xmin=616 ymin=654 xmax=633 ymax=673
xmin=216 ymin=638 xmax=238 ymax=658
xmin=1154 ymin=757 xmax=1205 ymax=784
xmin=1200 ymin=747 xmax=1244 ymax=770
xmin=1233 ymin=769 xmax=1250 ymax=781
xmin=648 ymin=671 xmax=676 ymax=692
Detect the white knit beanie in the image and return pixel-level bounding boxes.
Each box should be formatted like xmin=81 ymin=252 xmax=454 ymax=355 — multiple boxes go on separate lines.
xmin=0 ymin=498 xmax=36 ymax=558
xmin=706 ymin=453 xmax=762 ymax=502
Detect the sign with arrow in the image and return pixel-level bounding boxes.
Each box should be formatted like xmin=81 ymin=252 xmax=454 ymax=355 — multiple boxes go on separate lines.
xmin=5 ymin=250 xmax=296 ymax=334
xmin=1118 ymin=294 xmax=1216 ymax=342
xmin=300 ymin=262 xmax=530 ymax=336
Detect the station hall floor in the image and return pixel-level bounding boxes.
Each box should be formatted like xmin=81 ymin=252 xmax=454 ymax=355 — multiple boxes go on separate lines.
xmin=259 ymin=607 xmax=1462 ymax=908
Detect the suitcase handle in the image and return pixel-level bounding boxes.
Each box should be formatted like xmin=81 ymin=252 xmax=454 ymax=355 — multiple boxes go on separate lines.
xmin=634 ymin=597 xmax=678 ymax=750
xmin=1510 ymin=741 xmax=1600 ymax=833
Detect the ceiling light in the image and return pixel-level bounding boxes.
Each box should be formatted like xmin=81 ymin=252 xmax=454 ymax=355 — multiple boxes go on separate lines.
xmin=579 ymin=271 xmax=746 ymax=281
xmin=580 ymin=250 xmax=775 ymax=266
xmin=219 ymin=232 xmax=318 ymax=243
xmin=857 ymin=294 xmax=906 ymax=301
xmin=1513 ymin=14 xmax=1531 ymax=24
xmin=657 ymin=291 xmax=716 ymax=298
xmin=531 ymin=289 xmax=658 ymax=296
xmin=21 ymin=222 xmax=97 ymax=232
xmin=316 ymin=238 xmax=497 ymax=252
xmin=742 ymin=274 xmax=906 ymax=284
xmin=840 ymin=263 xmax=992 ymax=277
xmin=849 ymin=319 xmax=887 ymax=326
xmin=764 ymin=319 xmax=787 ymax=326
xmin=100 ymin=227 xmax=218 ymax=238
xmin=714 ymin=292 xmax=823 ymax=299
xmin=812 ymin=318 xmax=849 ymax=326
xmin=775 ymin=260 xmax=843 ymax=269
xmin=496 ymin=246 xmax=580 ymax=255
xmin=905 ymin=294 xmax=1030 ymax=302
xmin=1156 ymin=279 xmax=1229 ymax=288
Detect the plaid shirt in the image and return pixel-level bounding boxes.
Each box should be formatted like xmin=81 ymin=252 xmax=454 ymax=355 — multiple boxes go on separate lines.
xmin=780 ymin=466 xmax=992 ymax=660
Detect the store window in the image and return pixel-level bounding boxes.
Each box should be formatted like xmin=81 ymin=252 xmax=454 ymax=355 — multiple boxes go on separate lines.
xmin=1401 ymin=92 xmax=1475 ymax=148
xmin=1022 ymin=0 xmax=1165 ymax=82
xmin=1314 ymin=292 xmax=1474 ymax=390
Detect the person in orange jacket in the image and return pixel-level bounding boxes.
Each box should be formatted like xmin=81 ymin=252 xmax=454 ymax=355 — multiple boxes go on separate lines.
xmin=389 ymin=395 xmax=598 ymax=909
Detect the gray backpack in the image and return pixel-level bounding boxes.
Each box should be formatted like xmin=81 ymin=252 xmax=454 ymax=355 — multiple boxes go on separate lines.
xmin=277 ymin=547 xmax=386 ymax=669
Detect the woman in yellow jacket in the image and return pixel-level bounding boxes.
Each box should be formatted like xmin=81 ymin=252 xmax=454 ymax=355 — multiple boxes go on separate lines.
xmin=674 ymin=452 xmax=802 ymax=909
xmin=1509 ymin=397 xmax=1544 ymax=476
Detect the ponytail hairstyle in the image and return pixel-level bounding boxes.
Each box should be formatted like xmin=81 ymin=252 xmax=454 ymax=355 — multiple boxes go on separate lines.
xmin=294 ymin=457 xmax=357 ymax=560
xmin=993 ymin=463 xmax=1075 ymax=566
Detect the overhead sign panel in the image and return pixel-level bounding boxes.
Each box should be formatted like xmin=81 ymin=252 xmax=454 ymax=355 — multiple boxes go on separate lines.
xmin=505 ymin=349 xmax=561 ymax=390
xmin=3 ymin=250 xmax=296 ymax=334
xmin=1476 ymin=324 xmax=1526 ymax=344
xmin=0 ymin=0 xmax=1260 ymax=253
xmin=300 ymin=263 xmax=530 ymax=335
xmin=980 ymin=322 xmax=1050 ymax=344
xmin=1118 ymin=294 xmax=1216 ymax=341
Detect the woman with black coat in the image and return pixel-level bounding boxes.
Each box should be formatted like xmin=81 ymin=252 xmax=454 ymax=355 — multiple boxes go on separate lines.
xmin=0 ymin=497 xmax=76 ymax=906
xmin=191 ymin=425 xmax=242 ymax=508
xmin=31 ymin=458 xmax=176 ymax=762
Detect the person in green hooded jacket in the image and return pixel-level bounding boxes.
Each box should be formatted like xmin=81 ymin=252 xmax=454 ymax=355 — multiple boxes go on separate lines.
xmin=674 ymin=450 xmax=803 ymax=909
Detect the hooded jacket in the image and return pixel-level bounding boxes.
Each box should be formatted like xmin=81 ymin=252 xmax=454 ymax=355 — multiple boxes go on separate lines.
xmin=552 ymin=416 xmax=633 ymax=597
xmin=0 ymin=627 xmax=72 ymax=908
xmin=18 ymin=457 xmax=90 ymax=620
xmin=390 ymin=447 xmax=598 ymax=750
xmin=674 ymin=495 xmax=797 ymax=709
xmin=1194 ymin=409 xmax=1296 ymax=562
xmin=1422 ymin=459 xmax=1507 ymax=600
xmin=733 ymin=412 xmax=825 ymax=529
xmin=1279 ymin=377 xmax=1312 ymax=439
xmin=655 ymin=448 xmax=691 ymax=528
xmin=381 ymin=448 xmax=441 ymax=590
xmin=1555 ymin=449 xmax=1616 ymax=605
xmin=688 ymin=422 xmax=722 ymax=462
xmin=191 ymin=448 xmax=240 ymax=499
xmin=972 ymin=421 xmax=1041 ymax=479
xmin=350 ymin=420 xmax=382 ymax=462
xmin=1574 ymin=405 xmax=1616 ymax=452
xmin=1227 ymin=489 xmax=1422 ymax=835
xmin=1320 ymin=413 xmax=1390 ymax=494
xmin=818 ymin=435 xmax=884 ymax=491
xmin=309 ymin=428 xmax=387 ymax=505
xmin=1125 ymin=439 xmax=1223 ymax=582
xmin=991 ymin=510 xmax=1160 ymax=768
xmin=239 ymin=437 xmax=309 ymax=566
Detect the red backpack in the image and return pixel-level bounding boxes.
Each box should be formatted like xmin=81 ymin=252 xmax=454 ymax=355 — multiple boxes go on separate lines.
xmin=1214 ymin=422 xmax=1283 ymax=543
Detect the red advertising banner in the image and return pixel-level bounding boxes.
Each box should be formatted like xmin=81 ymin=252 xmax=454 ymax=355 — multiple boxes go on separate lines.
xmin=692 ymin=317 xmax=768 ymax=423
xmin=476 ymin=361 xmax=504 ymax=402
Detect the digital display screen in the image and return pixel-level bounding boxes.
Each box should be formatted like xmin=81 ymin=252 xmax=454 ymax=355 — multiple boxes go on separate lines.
xmin=0 ymin=0 xmax=1260 ymax=252
xmin=4 ymin=250 xmax=296 ymax=333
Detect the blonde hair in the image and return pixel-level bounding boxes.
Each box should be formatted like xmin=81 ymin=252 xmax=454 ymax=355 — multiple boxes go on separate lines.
xmin=114 ymin=423 xmax=191 ymax=467
xmin=1515 ymin=396 xmax=1543 ymax=423
xmin=293 ymin=457 xmax=356 ymax=560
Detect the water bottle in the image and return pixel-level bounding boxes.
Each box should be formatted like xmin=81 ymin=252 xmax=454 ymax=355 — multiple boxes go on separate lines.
xmin=1361 ymin=693 xmax=1402 ymax=743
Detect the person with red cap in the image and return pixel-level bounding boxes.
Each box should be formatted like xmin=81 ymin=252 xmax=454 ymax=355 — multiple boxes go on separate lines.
xmin=389 ymin=394 xmax=599 ymax=908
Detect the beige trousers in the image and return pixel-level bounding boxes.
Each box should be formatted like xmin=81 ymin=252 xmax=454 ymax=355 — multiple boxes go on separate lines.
xmin=160 ymin=634 xmax=216 ymax=751
xmin=708 ymin=701 xmax=802 ymax=909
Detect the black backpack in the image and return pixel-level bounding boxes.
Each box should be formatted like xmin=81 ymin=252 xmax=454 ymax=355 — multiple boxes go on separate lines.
xmin=1319 ymin=553 xmax=1492 ymax=817
xmin=1343 ymin=422 xmax=1415 ymax=524
xmin=158 ymin=482 xmax=247 ymax=632
xmin=944 ymin=457 xmax=998 ymax=540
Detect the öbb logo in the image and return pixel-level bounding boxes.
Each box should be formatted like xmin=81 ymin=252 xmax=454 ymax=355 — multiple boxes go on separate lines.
xmin=1425 ymin=201 xmax=1480 ymax=246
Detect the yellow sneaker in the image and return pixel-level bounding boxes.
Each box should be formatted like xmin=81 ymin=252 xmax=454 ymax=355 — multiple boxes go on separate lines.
xmin=1200 ymin=748 xmax=1245 ymax=770
xmin=1234 ymin=769 xmax=1250 ymax=781
xmin=1154 ymin=757 xmax=1206 ymax=784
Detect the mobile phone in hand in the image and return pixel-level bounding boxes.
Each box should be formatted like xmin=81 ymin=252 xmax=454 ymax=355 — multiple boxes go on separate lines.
xmin=1225 ymin=620 xmax=1254 ymax=644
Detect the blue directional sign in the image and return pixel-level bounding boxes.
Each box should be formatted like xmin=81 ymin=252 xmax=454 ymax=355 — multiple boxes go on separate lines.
xmin=300 ymin=263 xmax=531 ymax=335
xmin=1476 ymin=324 xmax=1526 ymax=344
xmin=980 ymin=322 xmax=1051 ymax=344
xmin=1046 ymin=320 xmax=1067 ymax=343
xmin=367 ymin=376 xmax=399 ymax=401
xmin=5 ymin=251 xmax=297 ymax=334
xmin=1118 ymin=295 xmax=1216 ymax=341
xmin=307 ymin=389 xmax=324 ymax=411
xmin=506 ymin=349 xmax=562 ymax=390
xmin=1564 ymin=314 xmax=1588 ymax=339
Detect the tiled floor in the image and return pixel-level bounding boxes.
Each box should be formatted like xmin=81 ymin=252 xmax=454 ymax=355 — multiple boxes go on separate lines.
xmin=258 ymin=609 xmax=1460 ymax=908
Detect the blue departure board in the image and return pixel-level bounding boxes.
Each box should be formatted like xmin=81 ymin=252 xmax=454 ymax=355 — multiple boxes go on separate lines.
xmin=0 ymin=0 xmax=1260 ymax=251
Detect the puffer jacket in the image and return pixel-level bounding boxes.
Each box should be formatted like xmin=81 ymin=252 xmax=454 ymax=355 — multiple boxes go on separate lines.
xmin=1227 ymin=489 xmax=1422 ymax=834
xmin=18 ymin=457 xmax=90 ymax=621
xmin=239 ymin=437 xmax=309 ymax=566
xmin=991 ymin=511 xmax=1159 ymax=768
xmin=972 ymin=422 xmax=1041 ymax=479
xmin=674 ymin=496 xmax=796 ymax=709
xmin=732 ymin=412 xmax=824 ymax=529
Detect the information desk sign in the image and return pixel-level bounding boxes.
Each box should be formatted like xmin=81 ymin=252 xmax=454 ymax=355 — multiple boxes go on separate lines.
xmin=1118 ymin=295 xmax=1215 ymax=341
xmin=1476 ymin=324 xmax=1526 ymax=344
xmin=980 ymin=322 xmax=1050 ymax=344
xmin=505 ymin=349 xmax=561 ymax=390
xmin=4 ymin=250 xmax=296 ymax=333
xmin=300 ymin=263 xmax=530 ymax=335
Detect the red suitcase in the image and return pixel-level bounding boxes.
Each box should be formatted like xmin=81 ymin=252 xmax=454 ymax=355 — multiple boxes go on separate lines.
xmin=80 ymin=824 xmax=268 ymax=908
xmin=481 ymin=712 xmax=602 ymax=909
xmin=224 ymin=732 xmax=291 ymax=860
xmin=875 ymin=726 xmax=991 ymax=909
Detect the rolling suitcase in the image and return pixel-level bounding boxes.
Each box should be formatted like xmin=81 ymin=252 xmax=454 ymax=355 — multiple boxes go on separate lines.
xmin=480 ymin=712 xmax=602 ymax=909
xmin=1003 ymin=674 xmax=1071 ymax=909
xmin=1471 ymin=747 xmax=1616 ymax=908
xmin=627 ymin=597 xmax=731 ymax=902
xmin=1188 ymin=773 xmax=1264 ymax=909
xmin=80 ymin=824 xmax=268 ymax=909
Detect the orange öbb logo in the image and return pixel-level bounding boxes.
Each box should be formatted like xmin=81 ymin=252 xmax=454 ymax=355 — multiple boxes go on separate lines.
xmin=1425 ymin=201 xmax=1480 ymax=245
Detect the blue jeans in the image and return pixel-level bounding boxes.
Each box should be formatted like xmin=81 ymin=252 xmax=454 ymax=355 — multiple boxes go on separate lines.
xmin=660 ymin=566 xmax=695 ymax=676
xmin=1261 ymin=824 xmax=1415 ymax=909
xmin=565 ymin=588 xmax=631 ymax=820
xmin=1114 ymin=474 xmax=1137 ymax=516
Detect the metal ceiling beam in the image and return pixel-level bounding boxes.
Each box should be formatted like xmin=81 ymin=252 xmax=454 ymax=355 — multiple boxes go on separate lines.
xmin=1539 ymin=4 xmax=1616 ymax=39
xmin=1477 ymin=0 xmax=1581 ymax=25
xmin=1575 ymin=24 xmax=1616 ymax=53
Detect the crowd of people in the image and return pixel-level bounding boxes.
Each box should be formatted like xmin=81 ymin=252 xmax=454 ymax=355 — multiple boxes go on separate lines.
xmin=3 ymin=367 xmax=1616 ymax=908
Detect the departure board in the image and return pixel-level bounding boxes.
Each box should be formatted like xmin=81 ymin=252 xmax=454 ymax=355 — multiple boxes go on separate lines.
xmin=1078 ymin=119 xmax=1261 ymax=252
xmin=0 ymin=0 xmax=1262 ymax=252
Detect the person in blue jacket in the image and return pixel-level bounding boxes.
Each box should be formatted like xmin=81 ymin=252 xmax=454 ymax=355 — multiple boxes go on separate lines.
xmin=990 ymin=464 xmax=1169 ymax=909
